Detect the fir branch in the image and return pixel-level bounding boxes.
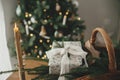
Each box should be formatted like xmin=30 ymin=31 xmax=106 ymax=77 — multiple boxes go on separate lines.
xmin=0 ymin=69 xmax=18 ymax=74
xmin=25 ymin=56 xmax=49 ymax=62
xmin=62 ymin=67 xmax=90 ymax=79
xmin=27 ymin=65 xmax=49 ymax=75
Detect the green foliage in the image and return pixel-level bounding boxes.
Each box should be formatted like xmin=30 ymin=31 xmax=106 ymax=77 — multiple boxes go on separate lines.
xmin=62 ymin=48 xmax=109 ymax=79
xmin=27 ymin=65 xmax=49 ymax=74
xmin=62 ymin=67 xmax=89 ymax=79
xmin=32 ymin=74 xmax=59 ymax=80
xmin=14 ymin=0 xmax=85 ymax=58
xmin=23 ymin=50 xmax=109 ymax=80
xmin=29 ymin=36 xmax=36 ymax=46
xmin=27 ymin=65 xmax=59 ymax=80
xmin=115 ymin=41 xmax=120 ymax=70
xmin=7 ymin=39 xmax=16 ymax=56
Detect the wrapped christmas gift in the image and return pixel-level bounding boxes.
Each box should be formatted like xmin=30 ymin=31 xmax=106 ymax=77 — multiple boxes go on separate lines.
xmin=46 ymin=41 xmax=88 ymax=76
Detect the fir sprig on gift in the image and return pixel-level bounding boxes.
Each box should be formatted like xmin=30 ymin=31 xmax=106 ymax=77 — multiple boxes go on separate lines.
xmin=62 ymin=50 xmax=109 ymax=79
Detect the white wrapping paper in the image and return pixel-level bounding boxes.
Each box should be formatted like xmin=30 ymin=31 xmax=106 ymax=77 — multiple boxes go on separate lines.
xmin=46 ymin=41 xmax=88 ymax=80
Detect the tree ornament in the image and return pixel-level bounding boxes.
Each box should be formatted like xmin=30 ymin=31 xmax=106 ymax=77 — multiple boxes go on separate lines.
xmin=42 ymin=19 xmax=48 ymax=25
xmin=54 ymin=30 xmax=63 ymax=38
xmin=72 ymin=0 xmax=79 ymax=7
xmin=69 ymin=14 xmax=75 ymax=20
xmin=29 ymin=26 xmax=34 ymax=31
xmin=54 ymin=30 xmax=59 ymax=38
xmin=16 ymin=4 xmax=21 ymax=16
xmin=56 ymin=3 xmax=61 ymax=11
xmin=34 ymin=49 xmax=38 ymax=53
xmin=58 ymin=31 xmax=63 ymax=38
xmin=31 ymin=16 xmax=37 ymax=23
xmin=39 ymin=26 xmax=47 ymax=36
xmin=25 ymin=12 xmax=29 ymax=18
xmin=23 ymin=19 xmax=27 ymax=25
xmin=39 ymin=50 xmax=42 ymax=56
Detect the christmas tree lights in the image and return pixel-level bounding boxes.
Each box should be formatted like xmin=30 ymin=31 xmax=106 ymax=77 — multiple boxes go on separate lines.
xmin=14 ymin=0 xmax=85 ymax=58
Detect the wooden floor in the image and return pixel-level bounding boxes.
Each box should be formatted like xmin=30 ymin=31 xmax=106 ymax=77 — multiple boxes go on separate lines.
xmin=7 ymin=59 xmax=48 ymax=80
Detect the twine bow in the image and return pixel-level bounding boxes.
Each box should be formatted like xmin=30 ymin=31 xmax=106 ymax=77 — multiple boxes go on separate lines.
xmin=46 ymin=42 xmax=88 ymax=80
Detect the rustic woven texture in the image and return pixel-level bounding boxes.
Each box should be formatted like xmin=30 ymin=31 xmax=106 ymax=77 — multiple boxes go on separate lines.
xmin=76 ymin=27 xmax=120 ymax=80
xmin=89 ymin=27 xmax=117 ymax=72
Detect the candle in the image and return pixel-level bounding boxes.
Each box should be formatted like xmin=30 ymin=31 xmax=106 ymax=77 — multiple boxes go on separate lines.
xmin=62 ymin=15 xmax=67 ymax=25
xmin=25 ymin=25 xmax=29 ymax=35
xmin=14 ymin=23 xmax=25 ymax=80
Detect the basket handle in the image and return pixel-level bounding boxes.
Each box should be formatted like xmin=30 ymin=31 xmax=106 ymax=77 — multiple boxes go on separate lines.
xmin=89 ymin=27 xmax=117 ymax=72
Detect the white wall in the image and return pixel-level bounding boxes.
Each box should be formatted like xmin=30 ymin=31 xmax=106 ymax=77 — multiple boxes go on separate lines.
xmin=0 ymin=0 xmax=17 ymax=79
xmin=0 ymin=0 xmax=12 ymax=79
xmin=2 ymin=0 xmax=17 ymax=41
xmin=78 ymin=0 xmax=120 ymax=43
xmin=2 ymin=0 xmax=18 ymax=69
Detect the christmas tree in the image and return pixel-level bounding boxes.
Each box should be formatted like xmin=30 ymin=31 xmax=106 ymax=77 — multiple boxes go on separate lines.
xmin=14 ymin=0 xmax=85 ymax=58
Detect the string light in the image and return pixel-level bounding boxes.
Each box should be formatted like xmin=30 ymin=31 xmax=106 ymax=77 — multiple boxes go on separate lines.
xmin=66 ymin=11 xmax=69 ymax=15
xmin=44 ymin=55 xmax=46 ymax=58
xmin=30 ymin=33 xmax=33 ymax=37
xmin=44 ymin=19 xmax=48 ymax=23
xmin=77 ymin=17 xmax=81 ymax=20
xmin=41 ymin=55 xmax=46 ymax=59
xmin=43 ymin=9 xmax=47 ymax=12
xmin=47 ymin=39 xmax=50 ymax=43
xmin=59 ymin=12 xmax=62 ymax=15
xmin=49 ymin=45 xmax=52 ymax=48
xmin=29 ymin=13 xmax=32 ymax=17
xmin=34 ymin=45 xmax=38 ymax=48
xmin=20 ymin=39 xmax=23 ymax=43
xmin=25 ymin=12 xmax=29 ymax=18
xmin=42 ymin=57 xmax=45 ymax=59
xmin=37 ymin=55 xmax=40 ymax=58
xmin=28 ymin=53 xmax=31 ymax=56
xmin=39 ymin=39 xmax=43 ymax=43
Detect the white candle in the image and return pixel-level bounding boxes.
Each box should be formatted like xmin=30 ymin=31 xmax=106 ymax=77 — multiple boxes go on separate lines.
xmin=25 ymin=25 xmax=29 ymax=35
xmin=62 ymin=15 xmax=67 ymax=25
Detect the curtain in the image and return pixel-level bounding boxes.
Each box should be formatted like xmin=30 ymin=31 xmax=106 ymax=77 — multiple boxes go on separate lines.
xmin=0 ymin=0 xmax=12 ymax=79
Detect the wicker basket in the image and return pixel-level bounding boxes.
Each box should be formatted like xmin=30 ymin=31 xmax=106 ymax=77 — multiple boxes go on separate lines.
xmin=76 ymin=27 xmax=120 ymax=80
